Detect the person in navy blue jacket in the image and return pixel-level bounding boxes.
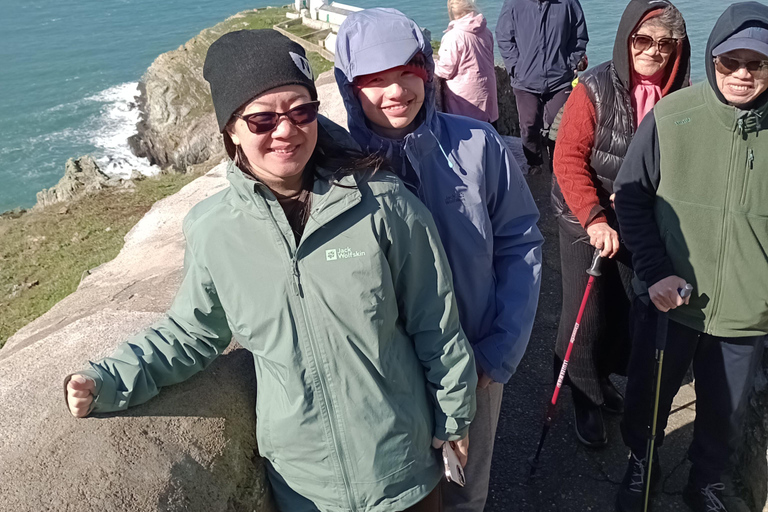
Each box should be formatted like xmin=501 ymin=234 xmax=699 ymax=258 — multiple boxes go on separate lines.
xmin=496 ymin=0 xmax=588 ymax=174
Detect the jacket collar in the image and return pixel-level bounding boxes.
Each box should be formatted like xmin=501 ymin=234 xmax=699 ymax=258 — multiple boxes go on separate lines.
xmin=704 ymin=82 xmax=768 ymax=133
xmin=226 ymin=160 xmax=362 ymax=242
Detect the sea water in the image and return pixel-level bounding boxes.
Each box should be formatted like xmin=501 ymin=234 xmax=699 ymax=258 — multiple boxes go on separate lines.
xmin=0 ymin=0 xmax=742 ymax=212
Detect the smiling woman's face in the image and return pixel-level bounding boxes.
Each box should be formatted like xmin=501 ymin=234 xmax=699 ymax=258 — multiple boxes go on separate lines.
xmin=631 ymin=22 xmax=675 ymax=77
xmin=227 ymin=84 xmax=317 ymax=191
xmin=356 ymin=68 xmax=425 ymax=139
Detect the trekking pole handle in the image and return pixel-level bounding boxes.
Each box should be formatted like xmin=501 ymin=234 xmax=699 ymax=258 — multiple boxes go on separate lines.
xmin=654 ymin=284 xmax=693 ymax=351
xmin=586 ymin=247 xmax=603 ymax=277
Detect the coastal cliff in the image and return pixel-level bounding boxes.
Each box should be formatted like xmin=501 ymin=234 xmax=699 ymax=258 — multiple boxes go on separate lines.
xmin=128 ymin=8 xmax=292 ymax=173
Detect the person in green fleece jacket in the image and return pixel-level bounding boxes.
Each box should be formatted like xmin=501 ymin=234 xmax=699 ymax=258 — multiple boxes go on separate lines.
xmin=64 ymin=30 xmax=477 ymax=512
xmin=614 ymin=3 xmax=768 ymax=511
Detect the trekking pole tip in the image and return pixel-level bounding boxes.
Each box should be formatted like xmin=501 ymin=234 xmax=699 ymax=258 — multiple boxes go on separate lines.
xmin=527 ymin=455 xmax=540 ymax=476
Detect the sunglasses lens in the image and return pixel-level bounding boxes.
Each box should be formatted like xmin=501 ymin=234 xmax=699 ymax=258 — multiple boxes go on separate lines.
xmin=287 ymin=103 xmax=319 ymax=126
xmin=717 ymin=56 xmax=741 ymax=73
xmin=657 ymin=39 xmax=676 ymax=54
xmin=633 ymin=35 xmax=653 ymax=52
xmin=245 ymin=113 xmax=279 ymax=134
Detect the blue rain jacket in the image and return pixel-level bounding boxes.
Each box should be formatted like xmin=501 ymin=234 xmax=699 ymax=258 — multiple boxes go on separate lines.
xmin=496 ymin=0 xmax=588 ymax=94
xmin=335 ymin=8 xmax=544 ymax=383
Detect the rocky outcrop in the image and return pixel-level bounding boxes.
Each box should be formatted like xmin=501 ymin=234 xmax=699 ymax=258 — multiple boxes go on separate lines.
xmin=35 ymin=155 xmax=133 ymax=209
xmin=0 ymin=163 xmax=276 ymax=512
xmin=126 ymin=10 xmax=293 ymax=173
xmin=494 ymin=65 xmax=520 ymax=137
xmin=734 ymin=351 xmax=768 ymax=511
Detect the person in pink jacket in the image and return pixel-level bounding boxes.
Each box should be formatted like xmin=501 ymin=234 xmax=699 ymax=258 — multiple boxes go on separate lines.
xmin=435 ymin=0 xmax=499 ymax=125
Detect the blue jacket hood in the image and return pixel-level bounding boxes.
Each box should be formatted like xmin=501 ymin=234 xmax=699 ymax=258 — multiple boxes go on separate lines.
xmin=334 ymin=8 xmax=441 ymax=173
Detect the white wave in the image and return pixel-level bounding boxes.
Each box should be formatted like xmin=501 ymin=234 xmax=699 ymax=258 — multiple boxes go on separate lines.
xmin=86 ymin=82 xmax=161 ymax=180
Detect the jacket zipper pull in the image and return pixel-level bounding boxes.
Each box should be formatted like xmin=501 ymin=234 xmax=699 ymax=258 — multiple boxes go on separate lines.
xmin=292 ymin=257 xmax=302 ymax=297
xmin=749 ymin=149 xmax=755 ymax=170
xmin=738 ymin=118 xmax=745 ymax=135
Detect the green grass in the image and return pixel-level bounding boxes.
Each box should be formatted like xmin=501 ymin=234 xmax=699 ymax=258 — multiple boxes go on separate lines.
xmin=431 ymin=39 xmax=441 ymax=54
xmin=308 ymin=51 xmax=333 ymax=76
xmin=235 ymin=7 xmax=292 ymax=30
xmin=284 ymin=23 xmax=318 ymax=38
xmin=0 ymin=172 xmax=199 ymax=349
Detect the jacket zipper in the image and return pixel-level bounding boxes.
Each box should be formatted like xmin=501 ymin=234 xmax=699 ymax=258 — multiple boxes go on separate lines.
xmin=740 ymin=148 xmax=754 ymax=205
xmin=260 ymin=194 xmax=357 ymax=509
xmin=707 ymin=127 xmax=740 ymax=332
xmin=291 ymin=251 xmax=357 ymax=511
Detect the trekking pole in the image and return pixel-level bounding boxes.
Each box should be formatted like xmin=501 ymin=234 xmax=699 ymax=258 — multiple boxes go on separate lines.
xmin=642 ymin=283 xmax=693 ymax=512
xmin=528 ymin=247 xmax=602 ymax=476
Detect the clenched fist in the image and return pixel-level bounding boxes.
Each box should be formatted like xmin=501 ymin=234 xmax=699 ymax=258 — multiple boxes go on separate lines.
xmin=649 ymin=275 xmax=691 ymax=312
xmin=66 ymin=374 xmax=95 ymax=418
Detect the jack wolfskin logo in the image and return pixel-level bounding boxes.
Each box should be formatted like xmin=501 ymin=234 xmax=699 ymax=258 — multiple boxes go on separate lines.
xmin=675 ymin=117 xmax=691 ymax=126
xmin=289 ymin=51 xmax=313 ymax=80
xmin=326 ymin=247 xmax=366 ymax=261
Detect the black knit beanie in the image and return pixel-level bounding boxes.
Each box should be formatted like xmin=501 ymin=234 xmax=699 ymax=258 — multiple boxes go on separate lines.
xmin=203 ymin=29 xmax=318 ymax=132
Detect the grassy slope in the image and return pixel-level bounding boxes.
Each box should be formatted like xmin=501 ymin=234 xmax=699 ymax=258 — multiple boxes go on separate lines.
xmin=0 ymin=173 xmax=198 ymax=349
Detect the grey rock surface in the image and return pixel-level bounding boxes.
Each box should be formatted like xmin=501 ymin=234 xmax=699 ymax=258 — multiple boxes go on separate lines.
xmin=35 ymin=155 xmax=111 ymax=209
xmin=1 ymin=164 xmax=275 ymax=512
xmin=494 ymin=65 xmax=520 ymax=137
xmin=317 ymin=70 xmax=348 ymax=130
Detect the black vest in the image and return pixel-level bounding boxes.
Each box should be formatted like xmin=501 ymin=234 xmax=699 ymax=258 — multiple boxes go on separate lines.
xmin=551 ymin=61 xmax=635 ymax=237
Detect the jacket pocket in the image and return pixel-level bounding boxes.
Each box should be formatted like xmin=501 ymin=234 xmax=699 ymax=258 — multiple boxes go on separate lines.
xmin=739 ymin=148 xmax=753 ymax=206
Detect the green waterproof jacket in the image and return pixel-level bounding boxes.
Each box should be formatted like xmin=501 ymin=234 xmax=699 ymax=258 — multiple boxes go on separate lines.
xmin=77 ymin=151 xmax=477 ymax=511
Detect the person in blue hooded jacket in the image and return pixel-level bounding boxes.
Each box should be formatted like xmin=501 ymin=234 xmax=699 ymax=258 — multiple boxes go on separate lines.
xmin=335 ymin=9 xmax=544 ymax=511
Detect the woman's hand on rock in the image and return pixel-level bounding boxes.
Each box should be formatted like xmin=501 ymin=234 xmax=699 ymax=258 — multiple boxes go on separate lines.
xmin=66 ymin=374 xmax=95 ymax=418
xmin=586 ymin=222 xmax=620 ymax=258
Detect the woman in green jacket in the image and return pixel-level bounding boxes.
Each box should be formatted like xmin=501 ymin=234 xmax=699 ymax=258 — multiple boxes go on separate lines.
xmin=64 ymin=30 xmax=477 ymax=512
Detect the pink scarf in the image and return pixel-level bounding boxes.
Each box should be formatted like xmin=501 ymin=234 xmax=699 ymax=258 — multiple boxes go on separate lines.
xmin=631 ymin=68 xmax=665 ymax=128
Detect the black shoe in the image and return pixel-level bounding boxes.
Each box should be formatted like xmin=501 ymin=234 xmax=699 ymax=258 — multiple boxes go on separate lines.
xmin=572 ymin=390 xmax=607 ymax=448
xmin=615 ymin=452 xmax=662 ymax=512
xmin=683 ymin=480 xmax=728 ymax=511
xmin=601 ymin=378 xmax=625 ymax=415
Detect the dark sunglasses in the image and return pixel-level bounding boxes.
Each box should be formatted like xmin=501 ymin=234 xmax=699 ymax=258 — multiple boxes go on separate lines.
xmin=714 ymin=55 xmax=768 ymax=77
xmin=631 ymin=34 xmax=678 ymax=55
xmin=234 ymin=101 xmax=320 ymax=134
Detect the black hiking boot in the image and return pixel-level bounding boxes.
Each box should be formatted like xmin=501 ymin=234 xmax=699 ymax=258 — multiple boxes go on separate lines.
xmin=600 ymin=377 xmax=625 ymax=415
xmin=615 ymin=452 xmax=661 ymax=512
xmin=572 ymin=386 xmax=607 ymax=448
xmin=683 ymin=478 xmax=728 ymax=511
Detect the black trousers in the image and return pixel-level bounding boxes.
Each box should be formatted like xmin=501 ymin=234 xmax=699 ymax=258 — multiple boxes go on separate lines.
xmin=513 ymin=87 xmax=570 ymax=167
xmin=554 ymin=227 xmax=634 ymax=405
xmin=621 ymin=298 xmax=765 ymax=484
